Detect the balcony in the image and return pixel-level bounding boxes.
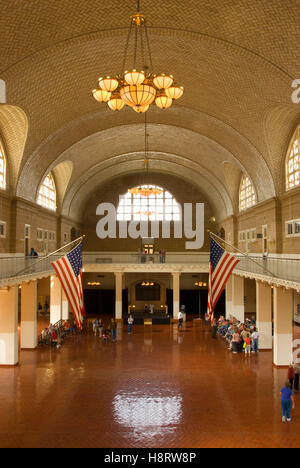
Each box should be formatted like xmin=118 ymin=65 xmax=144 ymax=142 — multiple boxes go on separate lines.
xmin=0 ymin=252 xmax=300 ymax=289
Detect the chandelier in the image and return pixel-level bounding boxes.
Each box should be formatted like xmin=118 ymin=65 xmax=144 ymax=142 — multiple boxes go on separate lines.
xmin=92 ymin=0 xmax=184 ymax=113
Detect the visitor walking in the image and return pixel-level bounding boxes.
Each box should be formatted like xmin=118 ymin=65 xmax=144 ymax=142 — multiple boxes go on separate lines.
xmin=178 ymin=311 xmax=184 ymax=330
xmin=281 ymin=381 xmax=295 ymax=422
xmin=128 ymin=315 xmax=134 ymax=334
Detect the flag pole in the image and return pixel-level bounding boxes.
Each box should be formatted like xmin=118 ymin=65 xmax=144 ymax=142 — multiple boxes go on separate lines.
xmin=209 ymin=231 xmax=276 ymax=278
xmin=16 ymin=235 xmax=86 ymax=276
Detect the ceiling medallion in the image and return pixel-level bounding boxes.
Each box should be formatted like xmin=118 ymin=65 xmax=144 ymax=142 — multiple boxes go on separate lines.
xmin=92 ymin=1 xmax=184 ymax=113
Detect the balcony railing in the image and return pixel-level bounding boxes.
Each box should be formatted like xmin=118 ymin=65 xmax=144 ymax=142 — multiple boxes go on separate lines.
xmin=0 ymin=252 xmax=300 ymax=285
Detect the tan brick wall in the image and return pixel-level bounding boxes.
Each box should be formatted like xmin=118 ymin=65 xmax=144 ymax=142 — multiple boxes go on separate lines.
xmin=0 ymin=191 xmax=11 ymax=253
xmin=82 ymin=173 xmax=214 ymax=252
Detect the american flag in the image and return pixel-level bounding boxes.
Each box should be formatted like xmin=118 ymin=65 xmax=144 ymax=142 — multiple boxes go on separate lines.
xmin=208 ymin=237 xmax=239 ymax=320
xmin=51 ymin=242 xmax=85 ymax=330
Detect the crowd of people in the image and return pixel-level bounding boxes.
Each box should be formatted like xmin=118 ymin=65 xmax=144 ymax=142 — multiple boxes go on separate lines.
xmin=40 ymin=319 xmax=80 ymax=348
xmin=211 ymin=315 xmax=259 ymax=355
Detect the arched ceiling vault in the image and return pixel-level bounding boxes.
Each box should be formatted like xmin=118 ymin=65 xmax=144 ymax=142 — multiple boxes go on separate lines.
xmin=1 ymin=0 xmax=299 ymax=212
xmin=65 ymin=158 xmax=230 ymax=222
xmin=16 ymin=117 xmax=275 ymax=214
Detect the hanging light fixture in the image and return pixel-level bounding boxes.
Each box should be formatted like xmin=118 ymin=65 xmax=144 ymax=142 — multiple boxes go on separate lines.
xmin=92 ymin=0 xmax=184 ymax=113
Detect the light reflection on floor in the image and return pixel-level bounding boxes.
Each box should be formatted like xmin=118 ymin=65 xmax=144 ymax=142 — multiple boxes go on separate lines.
xmin=113 ymin=392 xmax=183 ymax=428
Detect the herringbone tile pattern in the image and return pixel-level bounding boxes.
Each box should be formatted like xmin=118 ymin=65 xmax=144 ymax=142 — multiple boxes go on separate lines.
xmin=0 ymin=321 xmax=299 ymax=448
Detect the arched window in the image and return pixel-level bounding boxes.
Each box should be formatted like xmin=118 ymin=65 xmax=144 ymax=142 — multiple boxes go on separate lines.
xmin=0 ymin=140 xmax=6 ymax=190
xmin=117 ymin=185 xmax=181 ymax=222
xmin=37 ymin=173 xmax=56 ymax=211
xmin=239 ymin=175 xmax=256 ymax=212
xmin=286 ymin=126 xmax=300 ymax=191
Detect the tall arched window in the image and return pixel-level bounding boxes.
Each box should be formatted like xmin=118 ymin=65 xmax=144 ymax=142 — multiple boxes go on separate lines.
xmin=239 ymin=175 xmax=256 ymax=212
xmin=286 ymin=126 xmax=300 ymax=191
xmin=117 ymin=185 xmax=181 ymax=222
xmin=37 ymin=173 xmax=56 ymax=211
xmin=0 ymin=140 xmax=6 ymax=190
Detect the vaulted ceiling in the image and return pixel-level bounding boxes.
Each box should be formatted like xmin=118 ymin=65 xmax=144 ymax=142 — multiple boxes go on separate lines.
xmin=1 ymin=0 xmax=300 ymax=221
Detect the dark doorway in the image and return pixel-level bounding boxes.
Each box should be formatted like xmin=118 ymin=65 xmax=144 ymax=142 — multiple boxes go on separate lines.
xmin=84 ymin=289 xmax=129 ymax=316
xmin=166 ymin=289 xmax=225 ymax=318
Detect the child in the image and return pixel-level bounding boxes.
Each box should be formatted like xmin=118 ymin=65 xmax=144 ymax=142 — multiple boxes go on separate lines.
xmin=244 ymin=334 xmax=251 ymax=356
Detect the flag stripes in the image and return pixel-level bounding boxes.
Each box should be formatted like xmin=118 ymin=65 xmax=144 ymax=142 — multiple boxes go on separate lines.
xmin=208 ymin=238 xmax=239 ymax=318
xmin=51 ymin=242 xmax=85 ymax=330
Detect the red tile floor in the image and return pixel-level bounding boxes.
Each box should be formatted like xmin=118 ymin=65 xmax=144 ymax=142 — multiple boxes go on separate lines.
xmin=0 ymin=319 xmax=300 ymax=448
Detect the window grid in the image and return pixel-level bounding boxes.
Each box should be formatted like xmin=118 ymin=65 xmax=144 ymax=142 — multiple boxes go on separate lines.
xmin=117 ymin=185 xmax=181 ymax=222
xmin=0 ymin=142 xmax=6 ymax=190
xmin=286 ymin=127 xmax=300 ymax=191
xmin=239 ymin=175 xmax=257 ymax=212
xmin=37 ymin=173 xmax=56 ymax=211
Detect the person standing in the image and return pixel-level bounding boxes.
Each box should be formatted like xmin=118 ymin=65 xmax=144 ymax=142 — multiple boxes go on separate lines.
xmin=294 ymin=363 xmax=300 ymax=391
xmin=128 ymin=315 xmax=134 ymax=334
xmin=178 ymin=311 xmax=184 ymax=330
xmin=251 ymin=328 xmax=259 ymax=353
xmin=211 ymin=318 xmax=217 ymax=338
xmin=288 ymin=364 xmax=295 ymax=390
xmin=244 ymin=334 xmax=252 ymax=356
xmin=281 ymin=381 xmax=295 ymax=422
xmin=232 ymin=329 xmax=241 ymax=354
xmin=98 ymin=318 xmax=103 ymax=338
xmin=92 ymin=318 xmax=99 ymax=337
xmin=110 ymin=318 xmax=117 ymax=342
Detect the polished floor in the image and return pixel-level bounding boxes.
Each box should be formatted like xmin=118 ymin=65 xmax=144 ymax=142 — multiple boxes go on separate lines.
xmin=0 ymin=319 xmax=299 ymax=448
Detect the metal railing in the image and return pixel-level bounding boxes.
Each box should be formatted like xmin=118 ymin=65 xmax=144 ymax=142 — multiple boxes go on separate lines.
xmin=1 ymin=251 xmax=300 ymax=285
xmin=235 ymin=255 xmax=300 ymax=283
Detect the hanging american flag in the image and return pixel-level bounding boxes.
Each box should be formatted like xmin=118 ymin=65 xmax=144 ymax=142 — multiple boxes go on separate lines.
xmin=51 ymin=242 xmax=85 ymax=331
xmin=208 ymin=237 xmax=239 ymax=320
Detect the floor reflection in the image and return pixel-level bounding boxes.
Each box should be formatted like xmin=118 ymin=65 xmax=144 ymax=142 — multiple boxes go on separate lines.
xmin=113 ymin=391 xmax=183 ymax=427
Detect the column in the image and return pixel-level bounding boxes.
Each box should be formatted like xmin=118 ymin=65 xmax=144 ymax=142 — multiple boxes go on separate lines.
xmin=115 ymin=272 xmax=123 ymax=320
xmin=232 ymin=275 xmax=244 ymax=322
xmin=61 ymin=289 xmax=70 ymax=321
xmin=226 ymin=275 xmax=233 ymax=319
xmin=273 ymin=287 xmax=293 ymax=366
xmin=21 ymin=281 xmax=37 ymax=349
xmin=0 ymin=286 xmax=18 ymax=365
xmin=50 ymin=275 xmax=62 ymax=325
xmin=256 ymin=281 xmax=272 ymax=350
xmin=172 ymin=272 xmax=181 ymax=320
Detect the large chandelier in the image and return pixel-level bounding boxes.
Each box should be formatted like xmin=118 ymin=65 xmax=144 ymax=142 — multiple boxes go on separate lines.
xmin=92 ymin=1 xmax=184 ymax=113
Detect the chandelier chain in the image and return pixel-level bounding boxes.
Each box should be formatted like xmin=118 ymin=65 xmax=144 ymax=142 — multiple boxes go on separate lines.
xmin=144 ymin=23 xmax=154 ymax=72
xmin=134 ymin=25 xmax=138 ymax=69
xmin=121 ymin=21 xmax=133 ymax=73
